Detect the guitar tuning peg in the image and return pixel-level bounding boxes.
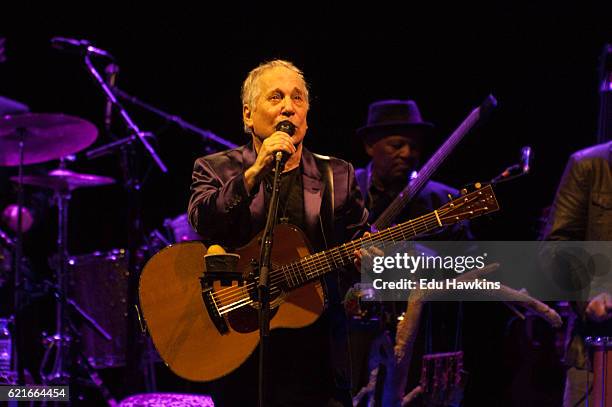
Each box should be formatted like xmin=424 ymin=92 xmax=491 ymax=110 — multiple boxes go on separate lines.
xmin=447 ymin=193 xmax=453 ymax=201
xmin=460 ymin=188 xmax=468 ymax=196
xmin=474 ymin=182 xmax=482 ymax=189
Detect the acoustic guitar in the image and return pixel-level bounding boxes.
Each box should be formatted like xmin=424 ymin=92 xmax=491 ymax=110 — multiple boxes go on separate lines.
xmin=139 ymin=184 xmax=499 ymax=382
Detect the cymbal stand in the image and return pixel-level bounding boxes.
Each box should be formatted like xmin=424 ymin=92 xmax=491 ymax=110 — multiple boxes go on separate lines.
xmin=12 ymin=127 xmax=26 ymax=384
xmin=39 ymin=186 xmax=72 ymax=385
xmin=82 ymin=54 xmax=167 ymax=173
xmin=39 ymin=277 xmax=118 ymax=405
xmin=81 ymin=51 xmax=166 ymax=393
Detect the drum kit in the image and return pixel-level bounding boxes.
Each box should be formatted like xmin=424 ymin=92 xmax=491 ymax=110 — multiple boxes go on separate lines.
xmin=0 ymin=112 xmax=122 ymax=384
xmin=0 ymin=107 xmax=206 ymax=388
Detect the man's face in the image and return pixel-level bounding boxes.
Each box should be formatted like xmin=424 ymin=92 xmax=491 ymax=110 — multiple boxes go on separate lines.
xmin=366 ymin=133 xmax=422 ymax=182
xmin=243 ymin=66 xmax=309 ymax=145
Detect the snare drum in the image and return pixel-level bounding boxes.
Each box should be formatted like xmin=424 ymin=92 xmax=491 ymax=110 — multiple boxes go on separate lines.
xmin=67 ymin=249 xmax=128 ymax=369
xmin=586 ymin=336 xmax=612 ymax=407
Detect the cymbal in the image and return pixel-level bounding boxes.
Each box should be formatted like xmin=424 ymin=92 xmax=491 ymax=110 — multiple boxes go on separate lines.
xmin=11 ymin=169 xmax=115 ymax=191
xmin=0 ymin=113 xmax=98 ymax=166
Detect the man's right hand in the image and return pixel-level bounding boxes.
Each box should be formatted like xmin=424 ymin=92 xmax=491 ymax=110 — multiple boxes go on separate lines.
xmin=586 ymin=292 xmax=612 ymax=323
xmin=244 ymin=132 xmax=296 ymax=193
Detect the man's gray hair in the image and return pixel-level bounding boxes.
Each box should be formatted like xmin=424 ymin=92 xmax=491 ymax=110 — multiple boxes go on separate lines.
xmin=241 ymin=59 xmax=309 ymax=134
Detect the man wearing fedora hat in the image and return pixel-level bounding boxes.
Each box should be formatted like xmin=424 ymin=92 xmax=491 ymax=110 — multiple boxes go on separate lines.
xmin=356 ymin=99 xmax=471 ymax=238
xmin=351 ymin=100 xmax=473 ymax=404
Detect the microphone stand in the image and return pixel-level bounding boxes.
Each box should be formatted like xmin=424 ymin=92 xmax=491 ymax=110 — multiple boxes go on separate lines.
xmin=13 ymin=127 xmax=26 ymax=385
xmin=490 ymin=146 xmax=532 ymax=185
xmin=81 ymin=53 xmax=166 ymax=394
xmin=257 ymin=153 xmax=284 ymax=407
xmin=113 ymin=87 xmax=238 ymax=151
xmin=83 ymin=54 xmax=167 ymax=173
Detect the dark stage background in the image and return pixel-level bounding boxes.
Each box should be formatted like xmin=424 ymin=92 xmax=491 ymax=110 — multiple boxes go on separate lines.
xmin=1 ymin=2 xmax=612 ymax=406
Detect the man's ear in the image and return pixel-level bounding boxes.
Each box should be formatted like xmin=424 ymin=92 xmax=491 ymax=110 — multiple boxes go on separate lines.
xmin=243 ymin=104 xmax=253 ymax=130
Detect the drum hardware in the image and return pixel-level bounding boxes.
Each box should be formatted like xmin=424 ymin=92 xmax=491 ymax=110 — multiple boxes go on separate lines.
xmin=0 ymin=237 xmax=11 ymax=288
xmin=0 ymin=226 xmax=15 ymax=249
xmin=139 ymin=214 xmax=201 ymax=263
xmin=10 ymin=169 xmax=115 ymax=192
xmin=64 ymin=249 xmax=128 ymax=370
xmin=1 ymin=112 xmax=99 ymax=385
xmin=163 ymin=213 xmax=203 ymax=242
xmin=39 ymin=278 xmax=119 ymax=407
xmin=0 ymin=113 xmax=98 ymax=167
xmin=0 ymin=318 xmax=13 ymax=375
xmin=39 ymin=277 xmax=114 ymax=342
xmin=585 ymin=336 xmax=612 ymax=407
xmin=9 ymin=161 xmax=115 ymax=387
xmin=54 ymin=37 xmax=169 ymax=394
xmin=1 ymin=204 xmax=34 ymax=234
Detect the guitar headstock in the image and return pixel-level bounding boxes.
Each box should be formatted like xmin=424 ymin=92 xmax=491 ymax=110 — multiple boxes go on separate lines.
xmin=437 ymin=184 xmax=499 ymax=225
xmin=480 ymin=94 xmax=498 ymax=118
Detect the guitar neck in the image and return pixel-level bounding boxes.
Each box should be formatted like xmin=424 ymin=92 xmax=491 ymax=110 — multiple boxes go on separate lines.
xmin=279 ymin=210 xmax=442 ymax=289
xmin=373 ymin=95 xmax=496 ymax=230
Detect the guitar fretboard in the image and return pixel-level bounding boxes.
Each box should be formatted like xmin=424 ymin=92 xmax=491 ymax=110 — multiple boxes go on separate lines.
xmin=374 ymin=95 xmax=496 ymax=230
xmin=278 ymin=211 xmax=441 ymax=289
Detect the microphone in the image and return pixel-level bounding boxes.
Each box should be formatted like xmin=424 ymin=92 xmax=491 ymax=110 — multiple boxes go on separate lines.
xmin=104 ymin=63 xmax=119 ymax=133
xmin=493 ymin=146 xmax=533 ymax=183
xmin=520 ymin=146 xmax=532 ymax=174
xmin=51 ymin=37 xmax=115 ymax=60
xmin=274 ymin=120 xmax=297 ymax=166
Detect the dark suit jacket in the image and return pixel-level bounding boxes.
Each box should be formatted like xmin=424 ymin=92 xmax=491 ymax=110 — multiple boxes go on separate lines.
xmin=543 ymin=141 xmax=612 ymax=368
xmin=545 ymin=142 xmax=612 ymax=242
xmin=188 ymin=142 xmax=369 ymax=394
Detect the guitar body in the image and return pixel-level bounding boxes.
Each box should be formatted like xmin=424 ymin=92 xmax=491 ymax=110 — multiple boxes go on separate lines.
xmin=139 ymin=186 xmax=499 ymax=383
xmin=138 ymin=223 xmax=325 ymax=382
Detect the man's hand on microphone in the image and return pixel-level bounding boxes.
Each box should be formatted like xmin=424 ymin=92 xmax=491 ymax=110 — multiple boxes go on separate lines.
xmin=244 ymin=131 xmax=296 ymax=193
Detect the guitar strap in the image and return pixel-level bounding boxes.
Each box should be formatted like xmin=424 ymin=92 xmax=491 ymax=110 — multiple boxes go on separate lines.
xmin=313 ymin=153 xmax=335 ymax=250
xmin=313 ymin=154 xmax=353 ymax=393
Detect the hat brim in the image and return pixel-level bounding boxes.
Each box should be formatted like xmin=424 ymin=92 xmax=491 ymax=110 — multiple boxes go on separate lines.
xmin=357 ymin=122 xmax=434 ymax=142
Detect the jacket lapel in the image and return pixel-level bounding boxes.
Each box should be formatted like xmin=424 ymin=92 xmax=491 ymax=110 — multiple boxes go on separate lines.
xmin=301 ymin=148 xmax=325 ymax=242
xmin=242 ymin=143 xmax=325 ymax=239
xmin=242 ymin=142 xmax=266 ymax=230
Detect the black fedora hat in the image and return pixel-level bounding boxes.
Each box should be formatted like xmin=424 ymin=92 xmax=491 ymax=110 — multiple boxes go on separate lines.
xmin=357 ymin=99 xmax=433 ymax=143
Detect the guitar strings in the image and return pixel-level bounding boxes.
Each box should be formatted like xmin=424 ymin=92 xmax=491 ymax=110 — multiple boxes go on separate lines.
xmin=212 ymin=212 xmax=441 ymax=310
xmin=213 ymin=212 xmax=459 ymax=313
xmin=213 ymin=209 xmax=438 ymax=299
xmin=212 ymin=192 xmax=490 ymax=309
xmin=212 ymin=194 xmax=488 ymax=309
xmin=213 ymin=213 xmax=442 ymax=307
xmin=214 ymin=189 xmax=488 ymax=302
